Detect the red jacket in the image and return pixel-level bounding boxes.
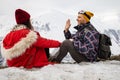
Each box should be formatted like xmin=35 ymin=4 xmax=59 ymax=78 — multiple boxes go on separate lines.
xmin=1 ymin=25 xmax=61 ymax=68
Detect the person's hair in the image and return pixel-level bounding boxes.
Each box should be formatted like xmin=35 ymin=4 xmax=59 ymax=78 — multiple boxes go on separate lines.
xmin=22 ymin=19 xmax=33 ymax=30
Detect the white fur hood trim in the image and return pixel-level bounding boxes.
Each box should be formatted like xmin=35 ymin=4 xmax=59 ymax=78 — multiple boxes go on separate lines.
xmin=1 ymin=30 xmax=38 ymax=60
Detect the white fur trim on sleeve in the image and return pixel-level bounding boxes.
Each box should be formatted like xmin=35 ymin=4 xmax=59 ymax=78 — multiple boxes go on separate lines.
xmin=1 ymin=31 xmax=38 ymax=60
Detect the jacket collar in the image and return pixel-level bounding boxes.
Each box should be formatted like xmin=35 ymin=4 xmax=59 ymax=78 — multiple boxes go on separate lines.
xmin=74 ymin=22 xmax=90 ymax=31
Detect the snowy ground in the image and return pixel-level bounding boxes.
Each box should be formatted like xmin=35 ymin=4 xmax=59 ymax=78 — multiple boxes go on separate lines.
xmin=0 ymin=60 xmax=120 ymax=80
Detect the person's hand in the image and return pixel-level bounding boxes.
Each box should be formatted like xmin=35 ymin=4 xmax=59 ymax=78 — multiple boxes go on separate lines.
xmin=64 ymin=19 xmax=71 ymax=32
xmin=69 ymin=39 xmax=73 ymax=42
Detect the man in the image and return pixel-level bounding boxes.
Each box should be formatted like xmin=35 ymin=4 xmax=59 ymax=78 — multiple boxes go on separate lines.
xmin=50 ymin=10 xmax=100 ymax=63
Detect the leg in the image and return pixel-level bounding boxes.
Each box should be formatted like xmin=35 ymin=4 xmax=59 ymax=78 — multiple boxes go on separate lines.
xmin=52 ymin=40 xmax=69 ymax=62
xmin=54 ymin=40 xmax=88 ymax=63
xmin=64 ymin=40 xmax=88 ymax=63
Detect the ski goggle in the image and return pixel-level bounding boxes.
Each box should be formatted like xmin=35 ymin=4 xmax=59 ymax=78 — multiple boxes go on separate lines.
xmin=78 ymin=10 xmax=90 ymax=19
xmin=78 ymin=10 xmax=86 ymax=14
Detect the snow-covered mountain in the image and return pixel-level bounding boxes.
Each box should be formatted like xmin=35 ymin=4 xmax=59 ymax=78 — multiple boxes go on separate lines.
xmin=31 ymin=11 xmax=120 ymax=55
xmin=32 ymin=10 xmax=76 ymax=42
xmin=0 ymin=10 xmax=120 ymax=55
xmin=0 ymin=10 xmax=120 ymax=80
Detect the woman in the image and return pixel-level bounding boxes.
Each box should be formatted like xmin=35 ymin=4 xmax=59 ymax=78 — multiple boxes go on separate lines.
xmin=1 ymin=9 xmax=61 ymax=68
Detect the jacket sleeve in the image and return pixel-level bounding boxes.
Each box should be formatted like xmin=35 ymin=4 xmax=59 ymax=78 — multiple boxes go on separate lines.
xmin=64 ymin=30 xmax=72 ymax=39
xmin=33 ymin=32 xmax=61 ymax=48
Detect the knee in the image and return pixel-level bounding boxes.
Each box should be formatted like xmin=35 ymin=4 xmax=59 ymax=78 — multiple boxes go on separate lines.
xmin=62 ymin=39 xmax=71 ymax=46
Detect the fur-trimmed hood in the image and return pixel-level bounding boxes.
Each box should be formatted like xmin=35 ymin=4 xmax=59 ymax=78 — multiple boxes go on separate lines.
xmin=12 ymin=24 xmax=27 ymax=31
xmin=1 ymin=25 xmax=38 ymax=60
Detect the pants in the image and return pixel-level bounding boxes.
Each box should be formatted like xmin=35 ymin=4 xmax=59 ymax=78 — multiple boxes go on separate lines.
xmin=53 ymin=40 xmax=88 ymax=63
xmin=45 ymin=48 xmax=50 ymax=59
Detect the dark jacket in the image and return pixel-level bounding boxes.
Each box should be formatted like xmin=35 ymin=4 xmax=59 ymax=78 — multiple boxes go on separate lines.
xmin=64 ymin=22 xmax=100 ymax=62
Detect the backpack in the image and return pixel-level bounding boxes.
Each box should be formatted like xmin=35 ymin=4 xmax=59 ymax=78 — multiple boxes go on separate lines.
xmin=97 ymin=34 xmax=112 ymax=59
xmin=84 ymin=26 xmax=112 ymax=60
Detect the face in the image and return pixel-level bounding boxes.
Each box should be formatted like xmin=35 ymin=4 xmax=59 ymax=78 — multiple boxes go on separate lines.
xmin=76 ymin=14 xmax=86 ymax=25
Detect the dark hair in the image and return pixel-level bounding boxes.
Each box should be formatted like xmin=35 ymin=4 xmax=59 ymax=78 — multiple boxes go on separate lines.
xmin=22 ymin=19 xmax=33 ymax=30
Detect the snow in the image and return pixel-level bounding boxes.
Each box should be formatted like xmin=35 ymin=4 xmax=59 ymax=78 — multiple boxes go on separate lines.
xmin=1 ymin=10 xmax=120 ymax=55
xmin=0 ymin=60 xmax=120 ymax=80
xmin=0 ymin=11 xmax=120 ymax=80
xmin=0 ymin=0 xmax=120 ymax=80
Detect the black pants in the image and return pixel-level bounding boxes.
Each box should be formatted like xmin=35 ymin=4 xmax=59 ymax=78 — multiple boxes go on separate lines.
xmin=53 ymin=40 xmax=88 ymax=63
xmin=45 ymin=48 xmax=50 ymax=59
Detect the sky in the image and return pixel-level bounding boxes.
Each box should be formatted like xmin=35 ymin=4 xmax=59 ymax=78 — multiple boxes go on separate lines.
xmin=0 ymin=0 xmax=120 ymax=20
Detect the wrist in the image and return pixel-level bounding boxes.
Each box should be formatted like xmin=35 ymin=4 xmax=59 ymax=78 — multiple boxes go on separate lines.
xmin=64 ymin=29 xmax=68 ymax=32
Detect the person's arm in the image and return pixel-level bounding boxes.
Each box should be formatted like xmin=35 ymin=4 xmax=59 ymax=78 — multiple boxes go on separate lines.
xmin=34 ymin=32 xmax=61 ymax=48
xmin=64 ymin=19 xmax=72 ymax=39
xmin=64 ymin=30 xmax=72 ymax=39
